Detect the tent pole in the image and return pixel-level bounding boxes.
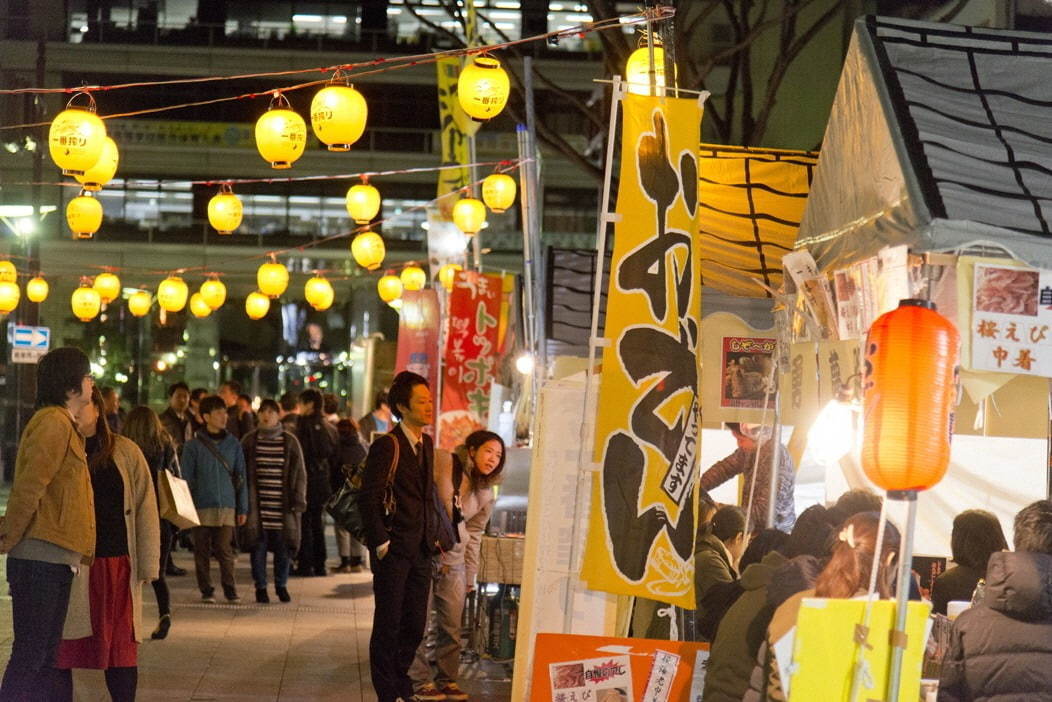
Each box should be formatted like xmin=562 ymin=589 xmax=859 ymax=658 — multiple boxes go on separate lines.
xmin=887 ymin=490 xmax=918 ymax=701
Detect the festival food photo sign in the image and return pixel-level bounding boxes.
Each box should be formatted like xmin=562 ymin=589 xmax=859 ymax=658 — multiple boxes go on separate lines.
xmin=971 ymin=264 xmax=1052 ymax=377
xmin=583 ymin=92 xmax=704 ymax=609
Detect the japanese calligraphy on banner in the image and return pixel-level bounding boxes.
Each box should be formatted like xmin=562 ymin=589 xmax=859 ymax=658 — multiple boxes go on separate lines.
xmin=395 ymin=290 xmax=441 ymax=399
xmin=971 ymin=264 xmax=1052 ymax=377
xmin=440 ymin=271 xmax=503 ymax=450
xmin=583 ymin=93 xmax=704 ymax=609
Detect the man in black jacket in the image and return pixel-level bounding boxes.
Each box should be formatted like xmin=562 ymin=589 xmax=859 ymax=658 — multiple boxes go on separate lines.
xmin=360 ymin=371 xmax=438 ymax=702
xmin=293 ymin=388 xmax=338 ymax=577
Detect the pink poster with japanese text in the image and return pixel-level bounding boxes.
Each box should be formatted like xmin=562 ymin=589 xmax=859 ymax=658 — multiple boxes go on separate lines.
xmin=439 ymin=271 xmax=503 ymax=450
xmin=395 ymin=290 xmax=441 ymax=402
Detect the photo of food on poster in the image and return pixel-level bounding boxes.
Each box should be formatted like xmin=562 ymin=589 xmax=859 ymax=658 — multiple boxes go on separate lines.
xmin=549 ymin=655 xmax=633 ymax=702
xmin=721 ymin=336 xmax=777 ymax=409
xmin=971 ymin=264 xmax=1052 ymax=378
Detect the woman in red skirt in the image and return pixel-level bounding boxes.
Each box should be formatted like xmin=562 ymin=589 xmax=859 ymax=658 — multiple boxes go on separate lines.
xmin=53 ymin=387 xmax=160 ymax=701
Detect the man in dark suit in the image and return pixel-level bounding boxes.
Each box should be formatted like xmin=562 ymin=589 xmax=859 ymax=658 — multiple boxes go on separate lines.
xmin=361 ymin=371 xmax=438 ymax=702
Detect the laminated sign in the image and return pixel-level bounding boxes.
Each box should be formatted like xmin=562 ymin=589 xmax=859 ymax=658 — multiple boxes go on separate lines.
xmin=971 ymin=264 xmax=1052 ymax=378
xmin=583 ymin=93 xmax=704 ymax=608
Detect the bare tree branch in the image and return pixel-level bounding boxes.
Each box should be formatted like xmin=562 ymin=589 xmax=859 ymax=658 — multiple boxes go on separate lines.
xmin=696 ymin=0 xmax=821 ymax=80
xmin=937 ymin=0 xmax=972 ymax=23
xmin=403 ymin=0 xmax=464 ymax=47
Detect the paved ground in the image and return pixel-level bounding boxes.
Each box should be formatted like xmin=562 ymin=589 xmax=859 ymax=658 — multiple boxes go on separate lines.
xmin=0 ymin=535 xmax=513 ymax=701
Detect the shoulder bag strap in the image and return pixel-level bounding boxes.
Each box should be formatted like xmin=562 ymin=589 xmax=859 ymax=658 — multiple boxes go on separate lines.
xmin=381 ymin=433 xmax=400 ymax=515
xmin=199 ymin=434 xmax=236 ymax=485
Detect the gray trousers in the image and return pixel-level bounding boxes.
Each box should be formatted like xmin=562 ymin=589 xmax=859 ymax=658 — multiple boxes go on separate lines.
xmin=334 ymin=525 xmax=367 ymax=560
xmin=408 ymin=559 xmax=467 ymax=689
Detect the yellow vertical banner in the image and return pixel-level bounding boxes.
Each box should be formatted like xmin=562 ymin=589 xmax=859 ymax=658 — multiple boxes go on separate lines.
xmin=582 ymin=94 xmax=704 ymax=609
xmin=435 ymin=56 xmax=478 ymax=220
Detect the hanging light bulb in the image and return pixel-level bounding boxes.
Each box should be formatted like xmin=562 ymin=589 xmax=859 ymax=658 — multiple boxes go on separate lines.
xmin=255 ymin=92 xmax=307 ymax=169
xmin=453 ymin=197 xmax=487 ymax=236
xmin=377 ymin=273 xmax=403 ymax=303
xmin=304 ymin=275 xmax=335 ymax=311
xmin=48 ymin=92 xmax=107 ymax=176
xmin=207 ymin=184 xmax=243 ymax=235
xmin=92 ymin=271 xmax=121 ymax=305
xmin=482 ymin=173 xmax=517 ymax=213
xmin=346 ymin=178 xmax=381 ymax=225
xmin=458 ymin=55 xmax=510 ymax=121
xmin=25 ymin=276 xmax=48 ymax=303
xmin=157 ymin=276 xmax=189 ymax=312
xmin=0 ymin=261 xmax=16 ymax=283
xmin=71 ymin=278 xmax=101 ymax=321
xmin=351 ymin=231 xmax=385 ymax=271
xmin=625 ymin=43 xmax=667 ymax=96
xmin=189 ymin=292 xmax=212 ymax=318
xmin=74 ymin=136 xmax=119 ymax=191
xmin=310 ymin=79 xmax=368 ymax=152
xmin=245 ymin=291 xmax=271 ymax=320
xmin=199 ymin=277 xmax=227 ymax=310
xmin=400 ymin=265 xmax=427 ymax=292
xmin=438 ymin=263 xmax=462 ymax=292
xmin=0 ymin=281 xmax=19 ymax=314
xmin=807 ymin=385 xmax=860 ymax=466
xmin=128 ymin=289 xmax=152 ymax=317
xmin=66 ymin=191 xmax=103 ymax=239
xmin=257 ymin=258 xmax=289 ymax=298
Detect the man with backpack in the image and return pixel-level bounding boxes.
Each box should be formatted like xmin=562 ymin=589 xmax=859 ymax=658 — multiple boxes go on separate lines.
xmin=294 ymin=389 xmax=339 ymax=577
xmin=181 ymin=395 xmax=249 ymax=603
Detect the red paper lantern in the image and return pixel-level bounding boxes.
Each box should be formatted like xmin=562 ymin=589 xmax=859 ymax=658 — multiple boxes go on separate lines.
xmin=861 ymin=299 xmax=959 ymax=492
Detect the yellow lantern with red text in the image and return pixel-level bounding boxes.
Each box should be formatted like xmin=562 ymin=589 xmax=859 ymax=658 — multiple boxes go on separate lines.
xmin=246 ymin=291 xmax=270 ymax=320
xmin=26 ymin=276 xmax=48 ymax=303
xmin=346 ymin=181 xmax=381 ymax=225
xmin=128 ymin=290 xmax=151 ymax=317
xmin=458 ymin=55 xmax=510 ymax=121
xmin=400 ymin=265 xmax=426 ymax=292
xmin=453 ymin=197 xmax=486 ymax=236
xmin=93 ymin=272 xmax=121 ymax=305
xmin=861 ymin=299 xmax=959 ymax=492
xmin=67 ymin=192 xmax=103 ymax=239
xmin=304 ymin=276 xmax=335 ymax=311
xmin=49 ymin=95 xmax=107 ymax=175
xmin=157 ymin=276 xmax=189 ymax=312
xmin=189 ymin=292 xmax=212 ymax=318
xmin=351 ymin=231 xmax=385 ymax=271
xmin=208 ymin=185 xmax=242 ymax=235
xmin=0 ymin=281 xmax=19 ymax=314
xmin=310 ymin=83 xmax=368 ymax=151
xmin=71 ymin=280 xmax=101 ymax=322
xmin=377 ymin=273 xmax=403 ymax=303
xmin=255 ymin=94 xmax=307 ymax=169
xmin=0 ymin=261 xmax=16 ymax=283
xmin=482 ymin=173 xmax=516 ymax=213
xmin=438 ymin=263 xmax=462 ymax=292
xmin=75 ymin=136 xmax=119 ymax=191
xmin=257 ymin=260 xmax=289 ymax=298
xmin=200 ymin=278 xmax=226 ymax=310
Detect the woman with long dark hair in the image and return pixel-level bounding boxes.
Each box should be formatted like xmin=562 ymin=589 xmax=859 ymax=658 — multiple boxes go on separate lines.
xmin=53 ymin=387 xmax=159 ymax=701
xmin=122 ymin=406 xmax=180 ymax=639
xmin=409 ymin=430 xmax=505 ymax=702
xmin=930 ymin=509 xmax=1007 ymax=615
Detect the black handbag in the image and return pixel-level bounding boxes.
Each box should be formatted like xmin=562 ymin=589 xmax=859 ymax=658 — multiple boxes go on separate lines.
xmin=325 ymin=435 xmax=399 ymax=542
xmin=427 ymin=454 xmax=463 ymax=555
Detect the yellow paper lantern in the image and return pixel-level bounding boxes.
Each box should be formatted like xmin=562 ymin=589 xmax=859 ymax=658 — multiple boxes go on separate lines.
xmin=246 ymin=291 xmax=271 ymax=320
xmin=71 ymin=281 xmax=101 ymax=322
xmin=377 ymin=273 xmax=403 ymax=303
xmin=351 ymin=231 xmax=385 ymax=271
xmin=400 ymin=265 xmax=427 ymax=292
xmin=625 ymin=45 xmax=667 ymax=96
xmin=48 ymin=95 xmax=107 ymax=176
xmin=346 ymin=181 xmax=381 ymax=225
xmin=255 ymin=93 xmax=307 ymax=169
xmin=257 ymin=260 xmax=289 ymax=298
xmin=207 ymin=184 xmax=243 ymax=235
xmin=0 ymin=281 xmax=19 ymax=314
xmin=310 ymin=83 xmax=368 ymax=152
xmin=438 ymin=263 xmax=462 ymax=292
xmin=304 ymin=276 xmax=335 ymax=311
xmin=26 ymin=276 xmax=48 ymax=303
xmin=189 ymin=292 xmax=212 ymax=318
xmin=482 ymin=173 xmax=517 ymax=213
xmin=75 ymin=136 xmax=119 ymax=192
xmin=93 ymin=271 xmax=121 ymax=305
xmin=67 ymin=192 xmax=103 ymax=239
xmin=128 ymin=290 xmax=151 ymax=317
xmin=157 ymin=276 xmax=189 ymax=312
xmin=458 ymin=55 xmax=510 ymax=122
xmin=0 ymin=261 xmax=16 ymax=283
xmin=453 ymin=198 xmax=487 ymax=236
xmin=200 ymin=278 xmax=227 ymax=310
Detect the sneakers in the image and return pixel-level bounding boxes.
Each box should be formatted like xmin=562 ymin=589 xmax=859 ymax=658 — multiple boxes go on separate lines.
xmin=275 ymin=586 xmax=291 ymax=603
xmin=255 ymin=588 xmax=270 ymax=604
xmin=201 ymin=590 xmax=216 ymax=604
xmin=151 ymin=614 xmax=172 ymax=640
xmin=223 ymin=585 xmax=241 ymax=603
xmin=413 ymin=683 xmax=446 ymax=701
xmin=438 ymin=682 xmax=468 ymax=701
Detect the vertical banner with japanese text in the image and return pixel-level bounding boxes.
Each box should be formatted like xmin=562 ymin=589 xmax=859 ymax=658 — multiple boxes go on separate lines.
xmin=395 ymin=290 xmax=441 ymax=399
xmin=440 ymin=271 xmax=503 ymax=450
xmin=583 ymin=94 xmax=704 ymax=608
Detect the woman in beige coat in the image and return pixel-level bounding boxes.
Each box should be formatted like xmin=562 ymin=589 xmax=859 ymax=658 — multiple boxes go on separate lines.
xmin=53 ymin=387 xmax=160 ymax=702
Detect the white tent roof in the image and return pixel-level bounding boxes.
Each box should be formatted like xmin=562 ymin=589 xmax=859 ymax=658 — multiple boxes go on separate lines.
xmin=797 ymin=16 xmax=1052 ymax=270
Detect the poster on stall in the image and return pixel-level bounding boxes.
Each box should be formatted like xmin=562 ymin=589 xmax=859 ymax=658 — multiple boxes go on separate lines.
xmin=439 ymin=270 xmax=503 ymax=449
xmin=720 ymin=336 xmax=777 ymax=409
xmin=702 ymin=313 xmax=777 ymax=426
xmin=395 ymin=290 xmax=441 ymax=397
xmin=549 ymin=656 xmax=633 ymax=701
xmin=584 ymin=92 xmax=704 ymax=608
xmin=971 ymin=264 xmax=1052 ymax=377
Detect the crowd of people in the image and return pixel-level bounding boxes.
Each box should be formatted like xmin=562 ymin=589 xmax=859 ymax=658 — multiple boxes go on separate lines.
xmin=0 ymin=351 xmax=500 ymax=702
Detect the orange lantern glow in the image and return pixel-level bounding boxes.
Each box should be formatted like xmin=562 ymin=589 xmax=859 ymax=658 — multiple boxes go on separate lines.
xmin=67 ymin=191 xmax=103 ymax=239
xmin=453 ymin=197 xmax=486 ymax=236
xmin=438 ymin=263 xmax=462 ymax=292
xmin=199 ymin=277 xmax=227 ymax=310
xmin=861 ymin=299 xmax=959 ymax=492
xmin=48 ymin=93 xmax=107 ymax=176
xmin=346 ymin=179 xmax=381 ymax=225
xmin=257 ymin=259 xmax=289 ymax=298
xmin=245 ymin=291 xmax=270 ymax=320
xmin=207 ymin=184 xmax=243 ymax=235
xmin=400 ymin=265 xmax=426 ymax=291
xmin=0 ymin=261 xmax=16 ymax=283
xmin=377 ymin=273 xmax=403 ymax=303
xmin=255 ymin=93 xmax=307 ymax=169
xmin=71 ymin=279 xmax=101 ymax=321
xmin=26 ymin=276 xmax=48 ymax=303
xmin=92 ymin=272 xmax=121 ymax=305
xmin=304 ymin=276 xmax=335 ymax=311
xmin=157 ymin=276 xmax=189 ymax=312
xmin=482 ymin=173 xmax=517 ymax=213
xmin=189 ymin=292 xmax=212 ymax=318
xmin=75 ymin=136 xmax=119 ymax=191
xmin=128 ymin=290 xmax=151 ymax=317
xmin=310 ymin=82 xmax=368 ymax=151
xmin=457 ymin=55 xmax=510 ymax=122
xmin=351 ymin=231 xmax=385 ymax=271
xmin=0 ymin=281 xmax=19 ymax=314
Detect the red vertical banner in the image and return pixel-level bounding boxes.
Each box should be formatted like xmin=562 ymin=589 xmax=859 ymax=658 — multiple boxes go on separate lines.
xmin=395 ymin=290 xmax=441 ymax=397
xmin=439 ymin=271 xmax=503 ymax=450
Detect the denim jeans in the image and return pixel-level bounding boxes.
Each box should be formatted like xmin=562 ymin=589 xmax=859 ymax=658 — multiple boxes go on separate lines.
xmin=250 ymin=529 xmax=290 ymax=589
xmin=0 ymin=557 xmax=75 ymax=701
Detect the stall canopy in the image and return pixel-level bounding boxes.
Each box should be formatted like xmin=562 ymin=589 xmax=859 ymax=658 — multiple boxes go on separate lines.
xmin=797 ymin=16 xmax=1052 ymax=270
